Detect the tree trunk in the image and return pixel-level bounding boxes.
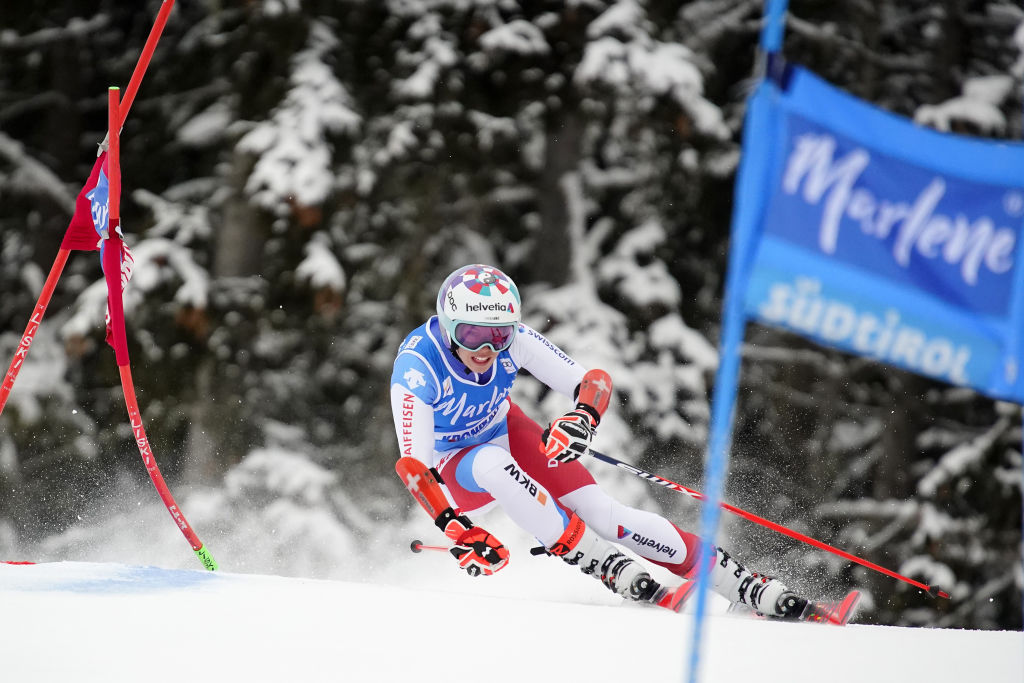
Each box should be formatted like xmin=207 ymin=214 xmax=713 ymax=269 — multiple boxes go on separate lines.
xmin=182 ymin=150 xmax=268 ymax=482
xmin=533 ymin=108 xmax=582 ymax=286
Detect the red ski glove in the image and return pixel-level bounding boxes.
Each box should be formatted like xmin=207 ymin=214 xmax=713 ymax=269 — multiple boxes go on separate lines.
xmin=540 ymin=408 xmax=596 ymax=465
xmin=449 ymin=525 xmax=510 ymax=577
xmin=396 ymin=456 xmax=509 ymax=576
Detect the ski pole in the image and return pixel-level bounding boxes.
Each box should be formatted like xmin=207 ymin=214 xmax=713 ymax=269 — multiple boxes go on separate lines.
xmin=589 ymin=448 xmax=950 ymax=599
xmin=410 ymin=540 xmax=450 ymax=553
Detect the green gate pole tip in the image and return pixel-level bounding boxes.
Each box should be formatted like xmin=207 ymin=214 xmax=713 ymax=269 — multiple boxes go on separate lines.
xmin=195 ymin=545 xmax=218 ymax=571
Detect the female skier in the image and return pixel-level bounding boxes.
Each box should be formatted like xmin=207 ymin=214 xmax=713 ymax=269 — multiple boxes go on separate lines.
xmin=391 ymin=263 xmax=840 ymax=619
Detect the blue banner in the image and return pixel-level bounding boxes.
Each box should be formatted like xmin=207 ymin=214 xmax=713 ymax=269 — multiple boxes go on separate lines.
xmin=743 ymin=65 xmax=1024 ymax=402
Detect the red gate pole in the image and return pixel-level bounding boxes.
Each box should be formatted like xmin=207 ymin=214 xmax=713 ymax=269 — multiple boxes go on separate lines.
xmin=105 ymin=87 xmax=216 ymax=571
xmin=0 ymin=1 xmax=177 ymax=418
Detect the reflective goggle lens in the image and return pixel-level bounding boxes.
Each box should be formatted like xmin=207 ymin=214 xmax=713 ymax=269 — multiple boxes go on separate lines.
xmin=453 ymin=323 xmax=516 ymax=352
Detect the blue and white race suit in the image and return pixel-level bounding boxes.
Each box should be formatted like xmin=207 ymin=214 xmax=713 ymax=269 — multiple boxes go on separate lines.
xmin=391 ymin=316 xmax=583 ymax=467
xmin=390 ymin=316 xmax=696 ymax=569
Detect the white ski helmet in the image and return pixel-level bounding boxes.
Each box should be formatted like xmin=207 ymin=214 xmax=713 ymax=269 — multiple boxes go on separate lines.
xmin=436 ymin=264 xmax=521 ymax=352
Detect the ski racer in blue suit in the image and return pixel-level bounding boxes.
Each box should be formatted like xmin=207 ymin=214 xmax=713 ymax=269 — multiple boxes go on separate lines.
xmin=390 ymin=264 xmax=834 ymax=619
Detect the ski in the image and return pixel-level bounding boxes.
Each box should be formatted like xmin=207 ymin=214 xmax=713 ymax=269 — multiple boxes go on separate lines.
xmin=649 ymin=581 xmax=860 ymax=626
xmin=800 ymin=589 xmax=861 ymax=626
xmin=649 ymin=580 xmax=697 ymax=613
xmin=413 ymin=539 xmax=860 ymax=624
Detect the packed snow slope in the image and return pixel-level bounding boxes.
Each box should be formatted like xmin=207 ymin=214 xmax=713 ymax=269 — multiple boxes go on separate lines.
xmin=1 ymin=561 xmax=1020 ymax=683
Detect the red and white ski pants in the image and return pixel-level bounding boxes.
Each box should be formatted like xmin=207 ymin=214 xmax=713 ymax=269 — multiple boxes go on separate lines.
xmin=436 ymin=403 xmax=700 ymax=578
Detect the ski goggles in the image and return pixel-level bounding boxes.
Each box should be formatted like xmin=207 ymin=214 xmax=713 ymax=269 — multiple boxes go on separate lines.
xmin=452 ymin=323 xmax=516 ymax=352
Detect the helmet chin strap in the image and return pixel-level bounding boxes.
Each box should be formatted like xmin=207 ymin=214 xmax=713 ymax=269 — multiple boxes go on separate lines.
xmin=453 ymin=342 xmax=473 ymax=374
xmin=442 ymin=328 xmax=473 ymax=374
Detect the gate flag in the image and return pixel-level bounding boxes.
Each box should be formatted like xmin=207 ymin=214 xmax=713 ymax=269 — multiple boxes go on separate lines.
xmin=743 ymin=63 xmax=1024 ymax=402
xmin=688 ymin=9 xmax=1024 ymax=681
xmin=58 ymin=149 xmax=136 ymax=362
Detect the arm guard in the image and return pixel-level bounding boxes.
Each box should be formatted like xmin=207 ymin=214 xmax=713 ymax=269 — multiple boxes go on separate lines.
xmin=574 ymin=368 xmax=612 ymax=425
xmin=395 ymin=456 xmax=472 ymax=540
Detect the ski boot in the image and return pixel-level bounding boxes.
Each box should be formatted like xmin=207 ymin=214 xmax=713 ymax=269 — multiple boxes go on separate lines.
xmin=548 ymin=514 xmax=662 ymax=602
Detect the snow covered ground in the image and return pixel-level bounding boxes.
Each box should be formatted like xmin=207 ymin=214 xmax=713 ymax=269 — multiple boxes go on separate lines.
xmin=2 ymin=558 xmax=1021 ymax=683
xmin=1 ymin=473 xmax=1020 ymax=682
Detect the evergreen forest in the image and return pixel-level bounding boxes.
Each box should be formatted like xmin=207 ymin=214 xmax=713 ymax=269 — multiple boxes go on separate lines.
xmin=1 ymin=0 xmax=1022 ymax=629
